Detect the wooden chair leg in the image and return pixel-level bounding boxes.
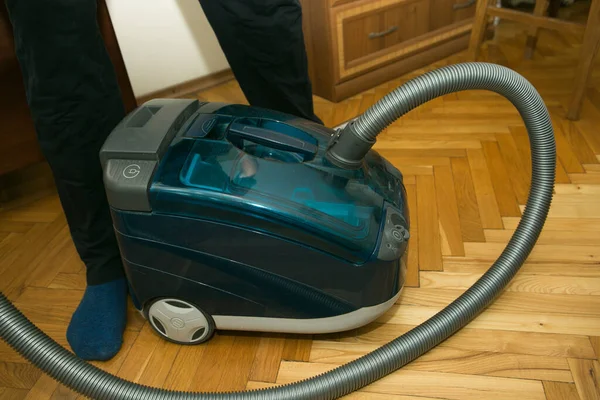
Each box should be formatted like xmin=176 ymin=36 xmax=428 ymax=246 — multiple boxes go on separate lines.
xmin=567 ymin=0 xmax=600 ymax=120
xmin=468 ymin=0 xmax=492 ymax=60
xmin=524 ymin=0 xmax=550 ymax=59
xmin=547 ymin=0 xmax=561 ymax=17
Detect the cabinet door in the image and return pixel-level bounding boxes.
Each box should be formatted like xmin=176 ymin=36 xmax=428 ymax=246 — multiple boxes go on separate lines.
xmin=342 ymin=0 xmax=430 ymax=65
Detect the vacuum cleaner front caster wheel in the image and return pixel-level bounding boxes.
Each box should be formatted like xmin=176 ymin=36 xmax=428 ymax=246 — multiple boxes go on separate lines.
xmin=145 ymin=298 xmax=215 ymax=345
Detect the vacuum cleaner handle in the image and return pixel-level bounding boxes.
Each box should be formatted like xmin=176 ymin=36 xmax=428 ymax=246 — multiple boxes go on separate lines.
xmin=228 ymin=121 xmax=318 ymax=159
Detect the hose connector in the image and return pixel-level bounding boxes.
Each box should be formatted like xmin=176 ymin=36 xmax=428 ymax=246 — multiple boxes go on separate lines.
xmin=326 ymin=122 xmax=375 ymax=169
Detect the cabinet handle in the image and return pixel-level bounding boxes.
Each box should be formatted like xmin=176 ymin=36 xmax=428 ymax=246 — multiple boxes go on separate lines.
xmin=368 ymin=26 xmax=399 ymax=39
xmin=453 ymin=0 xmax=476 ymax=9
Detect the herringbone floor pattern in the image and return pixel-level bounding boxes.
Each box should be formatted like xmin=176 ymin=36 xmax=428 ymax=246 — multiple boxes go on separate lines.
xmin=1 ymin=7 xmax=599 ymax=399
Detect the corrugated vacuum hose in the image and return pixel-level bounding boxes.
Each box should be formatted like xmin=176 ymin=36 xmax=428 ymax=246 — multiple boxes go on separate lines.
xmin=0 ymin=62 xmax=556 ymax=399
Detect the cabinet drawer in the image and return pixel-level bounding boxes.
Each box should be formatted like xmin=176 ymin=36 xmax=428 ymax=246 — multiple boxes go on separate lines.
xmin=342 ymin=0 xmax=430 ymax=64
xmin=429 ymin=0 xmax=477 ymax=32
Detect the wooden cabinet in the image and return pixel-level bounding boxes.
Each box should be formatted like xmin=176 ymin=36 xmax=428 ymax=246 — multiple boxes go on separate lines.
xmin=301 ymin=0 xmax=481 ymax=102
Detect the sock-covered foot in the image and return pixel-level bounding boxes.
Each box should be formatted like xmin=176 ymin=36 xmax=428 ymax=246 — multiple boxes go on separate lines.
xmin=66 ymin=278 xmax=128 ymax=361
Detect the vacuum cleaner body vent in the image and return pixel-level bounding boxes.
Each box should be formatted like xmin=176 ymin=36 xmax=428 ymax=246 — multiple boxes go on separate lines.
xmin=99 ymin=98 xmax=409 ymax=339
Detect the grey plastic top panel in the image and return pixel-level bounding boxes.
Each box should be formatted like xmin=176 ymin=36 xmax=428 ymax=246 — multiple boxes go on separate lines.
xmin=100 ymin=98 xmax=201 ymax=168
xmin=100 ymin=98 xmax=202 ymax=212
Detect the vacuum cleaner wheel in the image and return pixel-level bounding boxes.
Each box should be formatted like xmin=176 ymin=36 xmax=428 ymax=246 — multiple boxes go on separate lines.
xmin=145 ymin=298 xmax=215 ymax=345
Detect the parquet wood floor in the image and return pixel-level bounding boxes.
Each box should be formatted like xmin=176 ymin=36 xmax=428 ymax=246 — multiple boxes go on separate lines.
xmin=1 ymin=6 xmax=599 ymax=399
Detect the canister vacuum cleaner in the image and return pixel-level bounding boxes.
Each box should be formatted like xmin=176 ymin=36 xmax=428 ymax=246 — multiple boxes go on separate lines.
xmin=0 ymin=62 xmax=556 ymax=399
xmin=100 ymin=93 xmax=409 ymax=344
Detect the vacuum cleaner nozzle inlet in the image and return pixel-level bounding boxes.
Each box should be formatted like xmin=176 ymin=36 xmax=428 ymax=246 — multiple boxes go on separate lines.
xmin=326 ymin=122 xmax=375 ymax=169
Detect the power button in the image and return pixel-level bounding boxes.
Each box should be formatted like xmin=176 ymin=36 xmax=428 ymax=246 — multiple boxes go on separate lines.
xmin=123 ymin=164 xmax=141 ymax=179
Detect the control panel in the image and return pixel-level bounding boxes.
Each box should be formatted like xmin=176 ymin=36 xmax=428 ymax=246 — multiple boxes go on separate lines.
xmin=377 ymin=204 xmax=410 ymax=261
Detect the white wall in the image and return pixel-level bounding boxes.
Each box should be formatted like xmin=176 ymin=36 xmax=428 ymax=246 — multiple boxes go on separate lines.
xmin=105 ymin=0 xmax=230 ymax=98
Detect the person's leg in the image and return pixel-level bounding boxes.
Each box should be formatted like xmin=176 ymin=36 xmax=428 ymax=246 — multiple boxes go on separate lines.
xmin=6 ymin=0 xmax=128 ymax=361
xmin=198 ymin=0 xmax=323 ymax=124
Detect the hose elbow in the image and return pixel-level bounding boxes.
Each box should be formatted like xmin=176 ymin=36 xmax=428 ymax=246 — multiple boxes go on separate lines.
xmin=326 ymin=122 xmax=376 ymax=169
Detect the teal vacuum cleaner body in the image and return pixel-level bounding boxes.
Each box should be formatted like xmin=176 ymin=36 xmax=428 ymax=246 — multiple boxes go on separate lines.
xmin=99 ymin=99 xmax=410 ymax=344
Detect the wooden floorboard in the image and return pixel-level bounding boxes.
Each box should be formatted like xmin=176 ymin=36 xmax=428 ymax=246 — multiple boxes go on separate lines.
xmin=1 ymin=4 xmax=600 ymax=398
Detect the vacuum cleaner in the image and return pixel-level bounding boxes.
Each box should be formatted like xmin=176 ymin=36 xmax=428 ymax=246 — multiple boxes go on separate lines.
xmin=0 ymin=62 xmax=556 ymax=399
xmin=100 ymin=94 xmax=409 ymax=344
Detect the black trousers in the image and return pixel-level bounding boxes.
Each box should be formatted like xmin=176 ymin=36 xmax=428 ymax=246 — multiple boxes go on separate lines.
xmin=5 ymin=0 xmax=320 ymax=285
xmin=198 ymin=0 xmax=321 ymax=124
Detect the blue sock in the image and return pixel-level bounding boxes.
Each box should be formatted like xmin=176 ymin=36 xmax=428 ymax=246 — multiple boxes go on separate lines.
xmin=66 ymin=278 xmax=128 ymax=361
